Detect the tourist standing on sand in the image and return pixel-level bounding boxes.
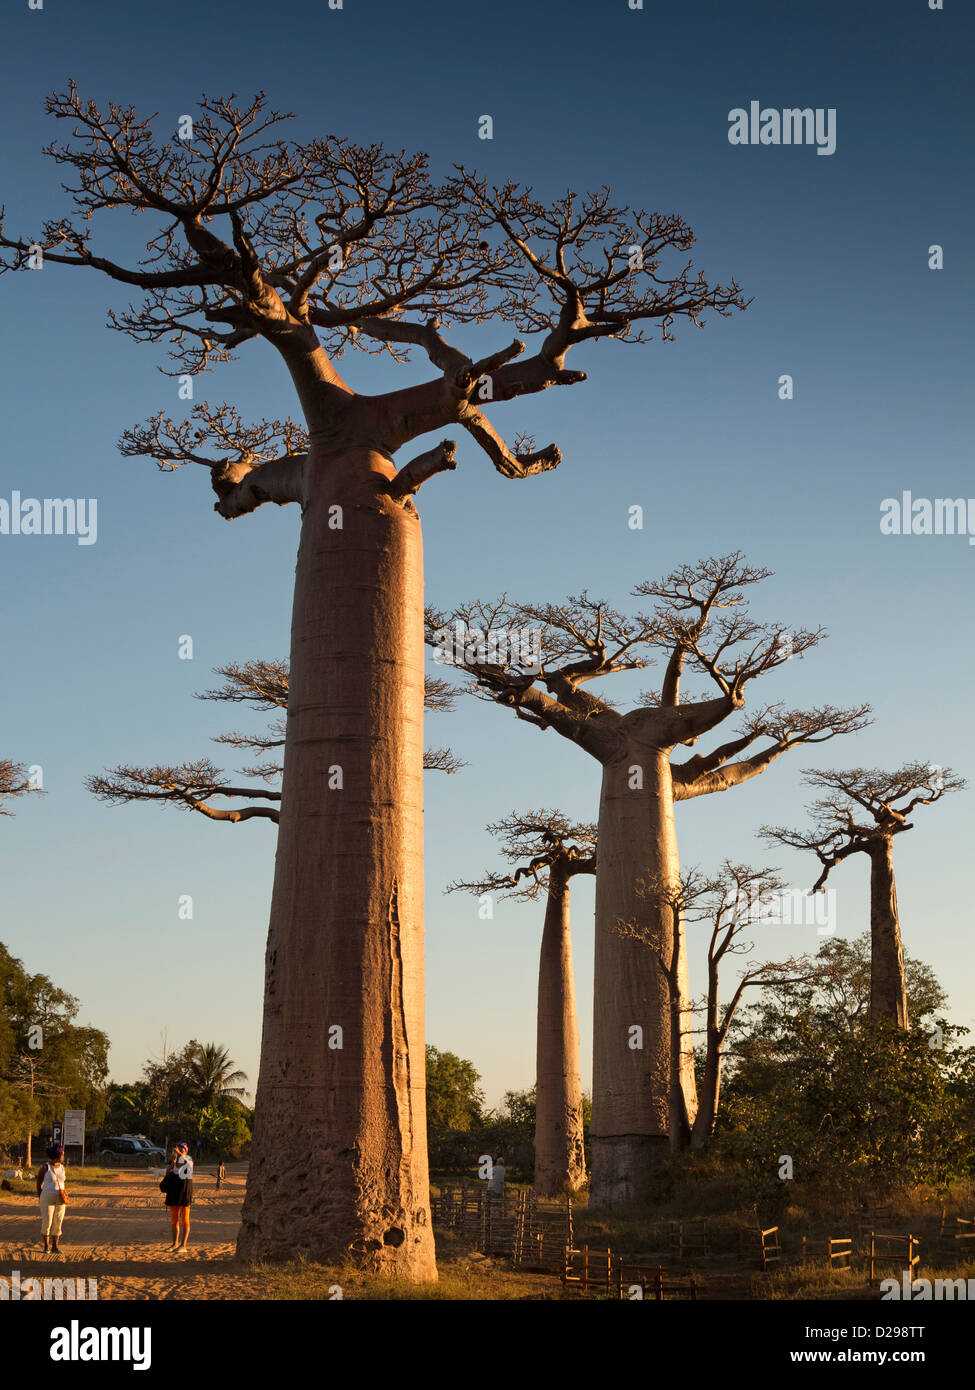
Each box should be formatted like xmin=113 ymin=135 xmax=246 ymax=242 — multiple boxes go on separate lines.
xmin=36 ymin=1142 xmax=69 ymax=1254
xmin=160 ymin=1142 xmax=194 ymax=1251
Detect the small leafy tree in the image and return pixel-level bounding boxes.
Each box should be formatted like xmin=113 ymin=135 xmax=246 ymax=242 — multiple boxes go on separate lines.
xmin=0 ymin=943 xmax=110 ymax=1165
xmin=425 ymin=1046 xmax=484 ymax=1132
xmin=197 ymin=1101 xmax=252 ymax=1159
xmin=718 ymin=945 xmax=973 ymax=1198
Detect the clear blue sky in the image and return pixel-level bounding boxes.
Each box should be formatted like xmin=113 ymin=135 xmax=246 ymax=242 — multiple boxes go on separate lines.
xmin=1 ymin=0 xmax=972 ymax=1107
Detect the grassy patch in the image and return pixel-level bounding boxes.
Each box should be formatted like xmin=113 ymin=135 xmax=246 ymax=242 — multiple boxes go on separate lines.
xmin=256 ymin=1249 xmax=563 ymax=1301
xmin=0 ymin=1180 xmax=35 ymax=1199
xmin=764 ymin=1256 xmax=975 ymax=1301
xmin=1 ymin=1165 xmax=119 ymax=1196
xmin=59 ymin=1166 xmax=119 ymax=1182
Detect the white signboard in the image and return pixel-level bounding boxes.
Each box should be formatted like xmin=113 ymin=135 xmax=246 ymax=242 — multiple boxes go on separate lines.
xmin=63 ymin=1110 xmax=85 ymax=1146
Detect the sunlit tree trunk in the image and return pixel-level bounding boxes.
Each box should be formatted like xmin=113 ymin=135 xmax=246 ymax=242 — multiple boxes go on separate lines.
xmin=534 ymin=867 xmax=586 ymax=1197
xmin=869 ymin=839 xmax=908 ymax=1028
xmin=590 ymin=745 xmax=697 ymax=1207
xmin=238 ymin=448 xmax=435 ymax=1280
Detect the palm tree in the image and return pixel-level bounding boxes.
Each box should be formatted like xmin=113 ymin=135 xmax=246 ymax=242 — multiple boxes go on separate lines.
xmin=187 ymin=1043 xmax=248 ymax=1111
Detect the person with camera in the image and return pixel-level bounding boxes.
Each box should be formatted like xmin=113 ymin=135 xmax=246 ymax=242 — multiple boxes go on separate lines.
xmin=159 ymin=1142 xmax=194 ymax=1251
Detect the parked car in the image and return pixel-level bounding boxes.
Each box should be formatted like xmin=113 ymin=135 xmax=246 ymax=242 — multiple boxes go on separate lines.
xmin=117 ymin=1134 xmax=166 ymax=1153
xmin=99 ymin=1136 xmax=166 ymax=1166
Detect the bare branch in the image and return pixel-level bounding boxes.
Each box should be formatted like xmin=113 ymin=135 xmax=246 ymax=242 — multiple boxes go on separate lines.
xmin=673 ymin=704 xmax=873 ymax=799
xmin=86 ymin=761 xmax=281 ymax=826
xmin=0 ymin=760 xmax=39 ymax=816
xmin=387 ymin=439 xmax=457 ymax=498
xmin=2 ymin=87 xmax=748 ymax=466
xmin=423 ymin=747 xmax=467 ymax=775
xmin=762 ymin=761 xmax=966 ymax=891
xmin=447 ymin=808 xmax=597 ymax=903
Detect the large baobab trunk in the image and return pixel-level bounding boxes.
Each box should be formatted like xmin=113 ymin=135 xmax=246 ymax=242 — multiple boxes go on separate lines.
xmin=868 ymin=839 xmax=909 ymax=1028
xmin=534 ymin=867 xmax=586 ymax=1197
xmin=238 ymin=448 xmax=436 ymax=1280
xmin=590 ymin=746 xmax=697 ymax=1207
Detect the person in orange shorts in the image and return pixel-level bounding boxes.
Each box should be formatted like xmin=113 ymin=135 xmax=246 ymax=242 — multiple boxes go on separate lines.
xmin=159 ymin=1142 xmax=194 ymax=1250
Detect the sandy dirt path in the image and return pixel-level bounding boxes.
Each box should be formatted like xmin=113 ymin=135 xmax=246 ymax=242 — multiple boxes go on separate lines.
xmin=3 ymin=1170 xmax=747 ymax=1299
xmin=0 ymin=1167 xmax=265 ymax=1299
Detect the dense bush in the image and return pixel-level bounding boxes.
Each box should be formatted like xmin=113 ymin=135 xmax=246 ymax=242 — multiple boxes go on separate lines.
xmin=716 ymin=1017 xmax=975 ymax=1201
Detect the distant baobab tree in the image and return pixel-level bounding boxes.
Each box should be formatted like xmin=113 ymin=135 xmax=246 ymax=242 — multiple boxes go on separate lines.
xmin=448 ymin=810 xmax=595 ymax=1197
xmin=429 ymin=553 xmax=870 ymax=1205
xmin=617 ymin=862 xmax=816 ymax=1149
xmin=762 ymin=763 xmax=965 ymax=1028
xmin=87 ymin=662 xmax=463 ymax=825
xmin=0 ymin=85 xmax=746 ymax=1272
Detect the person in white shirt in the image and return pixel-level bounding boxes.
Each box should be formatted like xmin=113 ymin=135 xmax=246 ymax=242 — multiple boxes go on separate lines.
xmin=159 ymin=1142 xmax=195 ymax=1250
xmin=487 ymin=1155 xmax=506 ymax=1197
xmin=36 ymin=1142 xmax=68 ymax=1254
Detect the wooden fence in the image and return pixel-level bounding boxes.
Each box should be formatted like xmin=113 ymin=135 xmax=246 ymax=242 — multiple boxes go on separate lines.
xmin=562 ymin=1245 xmax=697 ymax=1300
xmin=433 ymin=1187 xmax=956 ymax=1294
xmin=431 ymin=1184 xmax=573 ymax=1270
xmin=669 ymin=1218 xmax=708 ymax=1259
xmin=800 ymin=1235 xmax=853 ymax=1270
xmin=740 ymin=1222 xmax=782 ymax=1271
xmin=868 ymin=1232 xmax=920 ymax=1286
xmin=853 ymin=1204 xmax=893 ymax=1232
xmin=940 ymin=1210 xmax=975 ymax=1250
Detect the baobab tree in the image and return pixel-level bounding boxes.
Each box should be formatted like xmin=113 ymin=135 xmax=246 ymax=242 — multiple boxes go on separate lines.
xmin=86 ymin=661 xmax=463 ymax=825
xmin=762 ymin=764 xmax=965 ymax=1028
xmin=0 ymin=86 xmax=745 ymax=1271
xmin=429 ymin=554 xmax=871 ymax=1204
xmin=617 ymin=862 xmax=815 ymax=1149
xmin=447 ymin=810 xmax=595 ymax=1197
